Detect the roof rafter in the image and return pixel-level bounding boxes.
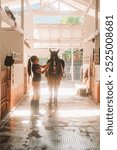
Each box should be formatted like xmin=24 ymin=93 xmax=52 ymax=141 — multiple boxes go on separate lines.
xmin=39 ymin=0 xmax=58 ymax=9
xmin=24 ymin=0 xmax=33 ymax=13
xmin=83 ymin=0 xmax=94 ymax=17
xmin=61 ymin=0 xmax=79 ymax=11
xmin=40 ymin=0 xmax=43 ymax=9
xmin=71 ymin=0 xmax=91 ymax=7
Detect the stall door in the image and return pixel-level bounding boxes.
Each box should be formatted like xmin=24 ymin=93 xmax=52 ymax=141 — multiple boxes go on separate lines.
xmin=0 ymin=70 xmax=10 ymax=119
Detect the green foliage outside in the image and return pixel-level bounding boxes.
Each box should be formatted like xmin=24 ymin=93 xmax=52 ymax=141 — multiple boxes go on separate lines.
xmin=61 ymin=16 xmax=84 ymax=25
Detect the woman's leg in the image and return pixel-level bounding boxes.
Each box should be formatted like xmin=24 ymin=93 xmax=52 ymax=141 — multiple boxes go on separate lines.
xmin=35 ymin=83 xmax=40 ymax=114
xmin=31 ymin=81 xmax=40 ymax=115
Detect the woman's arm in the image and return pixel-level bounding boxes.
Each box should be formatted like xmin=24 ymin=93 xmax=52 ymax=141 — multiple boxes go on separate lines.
xmin=36 ymin=63 xmax=50 ymax=74
xmin=40 ymin=61 xmax=50 ymax=68
xmin=40 ymin=64 xmax=47 ymax=68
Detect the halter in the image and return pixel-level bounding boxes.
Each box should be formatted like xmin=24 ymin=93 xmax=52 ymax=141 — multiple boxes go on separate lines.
xmin=52 ymin=57 xmax=57 ymax=74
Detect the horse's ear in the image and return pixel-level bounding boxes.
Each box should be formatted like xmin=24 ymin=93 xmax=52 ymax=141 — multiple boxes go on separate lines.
xmin=49 ymin=49 xmax=52 ymax=53
xmin=57 ymin=49 xmax=60 ymax=53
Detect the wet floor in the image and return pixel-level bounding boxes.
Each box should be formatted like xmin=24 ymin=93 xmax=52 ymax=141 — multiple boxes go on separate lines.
xmin=0 ymin=81 xmax=100 ymax=150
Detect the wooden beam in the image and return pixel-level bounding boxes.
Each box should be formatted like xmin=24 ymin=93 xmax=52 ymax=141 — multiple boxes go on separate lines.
xmin=95 ymin=0 xmax=98 ymax=30
xmin=33 ymin=10 xmax=83 ymax=16
xmin=0 ymin=7 xmax=15 ymax=27
xmin=0 ymin=0 xmax=1 ymax=119
xmin=33 ymin=24 xmax=82 ymax=30
xmin=72 ymin=0 xmax=90 ymax=7
xmin=71 ymin=48 xmax=74 ymax=81
xmin=21 ymin=0 xmax=24 ymax=29
xmin=40 ymin=0 xmax=43 ymax=9
xmin=40 ymin=0 xmax=58 ymax=9
xmin=58 ymin=0 xmax=61 ymax=11
xmin=25 ymin=0 xmax=33 ymax=13
xmin=33 ymin=45 xmax=80 ymax=49
xmin=33 ymin=39 xmax=81 ymax=43
xmin=61 ymin=0 xmax=79 ymax=11
xmin=0 ymin=7 xmax=24 ymax=34
xmin=83 ymin=0 xmax=94 ymax=17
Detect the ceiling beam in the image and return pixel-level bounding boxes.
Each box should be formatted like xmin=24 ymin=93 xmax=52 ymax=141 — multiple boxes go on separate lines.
xmin=71 ymin=0 xmax=90 ymax=7
xmin=83 ymin=0 xmax=94 ymax=17
xmin=58 ymin=0 xmax=61 ymax=11
xmin=33 ymin=45 xmax=81 ymax=49
xmin=33 ymin=39 xmax=81 ymax=43
xmin=40 ymin=0 xmax=58 ymax=9
xmin=25 ymin=0 xmax=33 ymax=13
xmin=0 ymin=7 xmax=15 ymax=27
xmin=33 ymin=10 xmax=83 ymax=16
xmin=33 ymin=24 xmax=82 ymax=28
xmin=0 ymin=7 xmax=24 ymax=34
xmin=61 ymin=0 xmax=79 ymax=11
xmin=40 ymin=0 xmax=43 ymax=9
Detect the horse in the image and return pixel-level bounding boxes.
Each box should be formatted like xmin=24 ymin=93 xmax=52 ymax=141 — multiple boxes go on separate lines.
xmin=45 ymin=49 xmax=65 ymax=108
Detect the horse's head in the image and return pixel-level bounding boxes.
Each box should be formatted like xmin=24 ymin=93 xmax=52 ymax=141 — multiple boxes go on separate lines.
xmin=49 ymin=49 xmax=59 ymax=61
xmin=48 ymin=49 xmax=61 ymax=75
xmin=46 ymin=48 xmax=64 ymax=81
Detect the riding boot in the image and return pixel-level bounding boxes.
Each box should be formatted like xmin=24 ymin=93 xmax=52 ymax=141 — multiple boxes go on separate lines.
xmin=35 ymin=100 xmax=39 ymax=115
xmin=31 ymin=100 xmax=36 ymax=116
xmin=54 ymin=98 xmax=58 ymax=108
xmin=49 ymin=98 xmax=52 ymax=109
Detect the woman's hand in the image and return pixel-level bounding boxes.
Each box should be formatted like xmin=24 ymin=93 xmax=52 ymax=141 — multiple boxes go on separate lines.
xmin=40 ymin=63 xmax=50 ymax=68
xmin=36 ymin=63 xmax=50 ymax=74
xmin=44 ymin=63 xmax=50 ymax=72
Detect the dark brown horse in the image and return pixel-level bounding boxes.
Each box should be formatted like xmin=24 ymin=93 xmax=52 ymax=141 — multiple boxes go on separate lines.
xmin=46 ymin=49 xmax=65 ymax=108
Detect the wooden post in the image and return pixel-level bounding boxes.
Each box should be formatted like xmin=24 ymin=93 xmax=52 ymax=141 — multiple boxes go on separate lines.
xmin=0 ymin=0 xmax=2 ymax=119
xmin=95 ymin=0 xmax=99 ymax=64
xmin=71 ymin=48 xmax=74 ymax=81
xmin=21 ymin=0 xmax=24 ymax=29
xmin=95 ymin=0 xmax=98 ymax=32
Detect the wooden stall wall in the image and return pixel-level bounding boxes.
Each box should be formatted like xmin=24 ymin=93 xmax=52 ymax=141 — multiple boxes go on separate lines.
xmin=10 ymin=64 xmax=24 ymax=109
xmin=0 ymin=29 xmax=24 ymax=117
xmin=0 ymin=69 xmax=10 ymax=119
xmin=82 ymin=13 xmax=100 ymax=103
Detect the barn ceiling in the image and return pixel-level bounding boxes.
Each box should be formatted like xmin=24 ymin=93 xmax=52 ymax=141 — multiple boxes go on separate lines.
xmin=1 ymin=0 xmax=100 ymax=54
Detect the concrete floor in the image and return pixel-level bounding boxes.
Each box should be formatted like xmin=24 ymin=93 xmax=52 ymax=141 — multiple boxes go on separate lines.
xmin=0 ymin=81 xmax=100 ymax=150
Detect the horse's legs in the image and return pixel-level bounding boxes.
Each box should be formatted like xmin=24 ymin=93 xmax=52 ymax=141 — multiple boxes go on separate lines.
xmin=54 ymin=82 xmax=59 ymax=107
xmin=49 ymin=85 xmax=53 ymax=107
xmin=54 ymin=87 xmax=58 ymax=107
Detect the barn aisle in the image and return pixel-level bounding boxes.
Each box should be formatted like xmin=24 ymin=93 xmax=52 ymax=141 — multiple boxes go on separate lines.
xmin=0 ymin=81 xmax=99 ymax=150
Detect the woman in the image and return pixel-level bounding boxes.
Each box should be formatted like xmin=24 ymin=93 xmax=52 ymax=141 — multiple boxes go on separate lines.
xmin=27 ymin=55 xmax=50 ymax=117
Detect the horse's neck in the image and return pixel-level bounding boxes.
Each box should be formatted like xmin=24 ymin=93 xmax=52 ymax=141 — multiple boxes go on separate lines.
xmin=50 ymin=58 xmax=60 ymax=65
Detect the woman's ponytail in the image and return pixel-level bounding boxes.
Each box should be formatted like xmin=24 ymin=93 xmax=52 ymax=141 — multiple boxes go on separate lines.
xmin=27 ymin=56 xmax=37 ymax=76
xmin=27 ymin=58 xmax=31 ymax=76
